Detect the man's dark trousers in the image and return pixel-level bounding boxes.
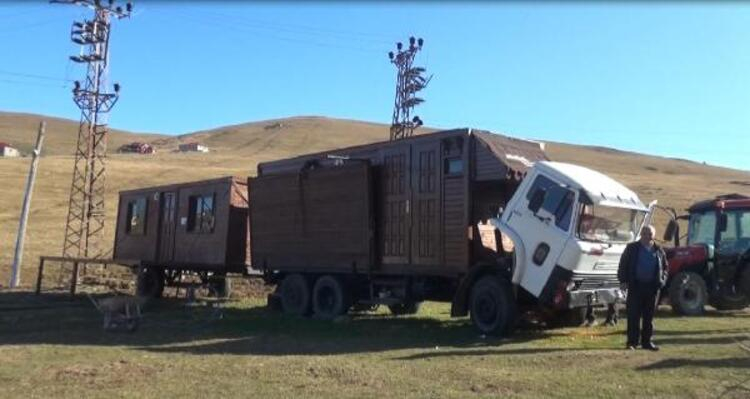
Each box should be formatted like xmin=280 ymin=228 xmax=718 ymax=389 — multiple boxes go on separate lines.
xmin=626 ymin=282 xmax=660 ymax=346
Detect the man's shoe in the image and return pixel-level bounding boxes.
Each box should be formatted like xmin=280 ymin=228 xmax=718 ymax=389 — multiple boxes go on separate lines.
xmin=626 ymin=344 xmax=637 ymax=351
xmin=642 ymin=343 xmax=659 ymax=351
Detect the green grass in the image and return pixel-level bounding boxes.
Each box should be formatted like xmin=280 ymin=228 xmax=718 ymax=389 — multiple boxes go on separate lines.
xmin=1 ymin=292 xmax=748 ymax=399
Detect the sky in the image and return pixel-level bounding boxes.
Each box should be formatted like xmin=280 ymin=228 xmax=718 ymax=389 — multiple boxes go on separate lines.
xmin=0 ymin=1 xmax=748 ymax=170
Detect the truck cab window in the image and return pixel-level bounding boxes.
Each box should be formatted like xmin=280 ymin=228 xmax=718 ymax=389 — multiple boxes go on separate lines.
xmin=126 ymin=197 xmax=147 ymax=235
xmin=188 ymin=194 xmax=215 ymax=233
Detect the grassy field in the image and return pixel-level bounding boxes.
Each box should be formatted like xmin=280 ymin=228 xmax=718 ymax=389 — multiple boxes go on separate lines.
xmin=1 ymin=292 xmax=749 ymax=399
xmin=1 ymin=111 xmax=749 ymax=398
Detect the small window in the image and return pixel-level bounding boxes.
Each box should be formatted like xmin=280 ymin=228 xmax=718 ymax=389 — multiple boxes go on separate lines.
xmin=444 ymin=158 xmax=463 ymax=176
xmin=526 ymin=175 xmax=556 ymax=201
xmin=188 ymin=194 xmax=215 ymax=233
xmin=126 ymin=197 xmax=147 ymax=235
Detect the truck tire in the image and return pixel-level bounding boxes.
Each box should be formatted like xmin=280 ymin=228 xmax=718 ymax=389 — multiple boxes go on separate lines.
xmin=312 ymin=275 xmax=351 ymax=320
xmin=136 ymin=267 xmax=164 ymax=299
xmin=280 ymin=274 xmax=312 ymax=316
xmin=740 ymin=267 xmax=750 ymax=298
xmin=669 ymin=271 xmax=707 ymax=315
xmin=388 ymin=301 xmax=421 ymax=316
xmin=469 ymin=275 xmax=518 ymax=336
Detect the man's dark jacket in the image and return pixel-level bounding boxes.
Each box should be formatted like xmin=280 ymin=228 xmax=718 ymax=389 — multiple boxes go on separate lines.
xmin=617 ymin=241 xmax=669 ymax=287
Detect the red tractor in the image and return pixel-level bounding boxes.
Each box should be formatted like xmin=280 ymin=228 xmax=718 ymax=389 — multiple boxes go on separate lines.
xmin=662 ymin=194 xmax=750 ymax=315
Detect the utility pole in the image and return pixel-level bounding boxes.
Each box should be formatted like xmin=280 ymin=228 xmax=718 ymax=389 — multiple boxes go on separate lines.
xmin=52 ymin=0 xmax=132 ymax=259
xmin=9 ymin=122 xmax=45 ymax=288
xmin=388 ymin=36 xmax=431 ymax=141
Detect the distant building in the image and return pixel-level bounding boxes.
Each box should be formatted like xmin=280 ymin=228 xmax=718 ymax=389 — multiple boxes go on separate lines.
xmin=118 ymin=142 xmax=155 ymax=154
xmin=178 ymin=143 xmax=209 ymax=153
xmin=0 ymin=142 xmax=20 ymax=157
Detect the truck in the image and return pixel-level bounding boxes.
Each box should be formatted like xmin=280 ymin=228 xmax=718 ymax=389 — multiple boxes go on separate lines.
xmin=249 ymin=128 xmax=655 ymax=335
xmin=662 ymin=194 xmax=750 ymax=315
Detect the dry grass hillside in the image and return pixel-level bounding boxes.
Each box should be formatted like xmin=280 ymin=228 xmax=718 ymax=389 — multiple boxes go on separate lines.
xmin=0 ymin=111 xmax=163 ymax=156
xmin=0 ymin=111 xmax=748 ymax=286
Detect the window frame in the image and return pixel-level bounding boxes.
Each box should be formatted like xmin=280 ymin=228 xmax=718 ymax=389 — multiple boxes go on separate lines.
xmin=187 ymin=193 xmax=216 ymax=234
xmin=125 ymin=197 xmax=147 ymax=236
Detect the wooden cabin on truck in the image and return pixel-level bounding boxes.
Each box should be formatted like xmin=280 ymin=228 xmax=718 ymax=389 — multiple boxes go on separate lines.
xmin=249 ymin=128 xmax=550 ymax=330
xmin=114 ymin=176 xmax=250 ymax=298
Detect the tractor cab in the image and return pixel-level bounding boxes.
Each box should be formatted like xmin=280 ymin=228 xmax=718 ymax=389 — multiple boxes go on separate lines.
xmin=663 ymin=194 xmax=750 ymax=315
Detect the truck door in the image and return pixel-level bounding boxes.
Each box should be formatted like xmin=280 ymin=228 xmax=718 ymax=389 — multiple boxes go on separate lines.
xmin=411 ymin=142 xmax=441 ymax=265
xmin=157 ymin=191 xmax=177 ymax=263
xmin=505 ymin=174 xmax=576 ymax=297
xmin=381 ymin=147 xmax=411 ymax=264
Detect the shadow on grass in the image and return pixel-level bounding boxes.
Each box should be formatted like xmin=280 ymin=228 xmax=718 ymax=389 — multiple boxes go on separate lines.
xmin=0 ymin=291 xmax=573 ymax=356
xmin=637 ymin=357 xmax=750 ymax=370
xmin=1 ymin=291 xmax=746 ymax=357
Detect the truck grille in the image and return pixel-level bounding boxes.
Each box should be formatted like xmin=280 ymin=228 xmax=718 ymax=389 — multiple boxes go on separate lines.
xmin=571 ymin=273 xmax=619 ymax=291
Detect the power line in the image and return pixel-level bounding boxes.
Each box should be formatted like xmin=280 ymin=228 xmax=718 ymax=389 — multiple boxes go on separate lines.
xmin=168 ymin=10 xmax=389 ymax=55
xmin=0 ymin=69 xmax=73 ymax=83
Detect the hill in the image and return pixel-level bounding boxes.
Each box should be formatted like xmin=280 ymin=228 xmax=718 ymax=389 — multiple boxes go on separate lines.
xmin=0 ymin=111 xmax=748 ymax=286
xmin=0 ymin=111 xmax=164 ymax=156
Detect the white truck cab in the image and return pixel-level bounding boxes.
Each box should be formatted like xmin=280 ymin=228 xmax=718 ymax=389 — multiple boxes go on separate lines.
xmin=492 ymin=161 xmax=655 ymax=311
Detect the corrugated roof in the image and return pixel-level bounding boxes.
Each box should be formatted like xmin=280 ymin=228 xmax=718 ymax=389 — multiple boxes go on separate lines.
xmin=472 ymin=130 xmax=548 ymax=178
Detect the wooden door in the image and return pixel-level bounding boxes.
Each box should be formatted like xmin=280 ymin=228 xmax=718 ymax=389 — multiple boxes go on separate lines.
xmin=411 ymin=142 xmax=441 ymax=265
xmin=157 ymin=191 xmax=177 ymax=263
xmin=381 ymin=147 xmax=410 ymax=264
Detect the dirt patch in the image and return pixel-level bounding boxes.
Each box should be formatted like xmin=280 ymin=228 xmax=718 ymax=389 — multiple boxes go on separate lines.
xmin=48 ymin=359 xmax=157 ymax=388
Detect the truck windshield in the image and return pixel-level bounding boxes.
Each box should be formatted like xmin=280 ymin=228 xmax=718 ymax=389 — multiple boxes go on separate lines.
xmin=687 ymin=211 xmax=716 ymax=246
xmin=577 ymin=205 xmax=644 ymax=244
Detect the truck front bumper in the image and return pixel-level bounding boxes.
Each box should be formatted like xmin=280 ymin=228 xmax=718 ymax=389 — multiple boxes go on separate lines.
xmin=568 ymin=287 xmax=625 ymax=308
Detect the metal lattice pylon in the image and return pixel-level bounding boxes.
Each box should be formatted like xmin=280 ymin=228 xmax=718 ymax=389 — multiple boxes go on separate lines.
xmin=53 ymin=0 xmax=132 ymax=259
xmin=388 ymin=36 xmax=431 ymax=141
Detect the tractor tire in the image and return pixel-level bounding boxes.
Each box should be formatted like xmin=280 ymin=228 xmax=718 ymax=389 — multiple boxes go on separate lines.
xmin=669 ymin=271 xmax=707 ymax=316
xmin=312 ymin=275 xmax=351 ymax=320
xmin=388 ymin=301 xmax=421 ymax=316
xmin=469 ymin=275 xmax=518 ymax=336
xmin=739 ymin=267 xmax=750 ymax=298
xmin=710 ymin=285 xmax=750 ymax=311
xmin=136 ymin=266 xmax=164 ymax=299
xmin=280 ymin=274 xmax=312 ymax=316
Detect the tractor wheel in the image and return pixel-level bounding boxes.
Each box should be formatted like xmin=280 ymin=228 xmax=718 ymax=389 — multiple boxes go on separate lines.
xmin=312 ymin=275 xmax=351 ymax=320
xmin=280 ymin=274 xmax=312 ymax=316
xmin=388 ymin=301 xmax=421 ymax=316
xmin=739 ymin=267 xmax=750 ymax=299
xmin=469 ymin=275 xmax=518 ymax=336
xmin=669 ymin=271 xmax=707 ymax=316
xmin=136 ymin=267 xmax=164 ymax=299
xmin=710 ymin=284 xmax=750 ymax=311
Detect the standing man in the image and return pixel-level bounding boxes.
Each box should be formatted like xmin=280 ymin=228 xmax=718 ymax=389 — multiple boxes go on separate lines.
xmin=617 ymin=225 xmax=669 ymax=351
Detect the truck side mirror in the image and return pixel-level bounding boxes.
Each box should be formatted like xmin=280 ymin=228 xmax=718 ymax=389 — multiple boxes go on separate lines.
xmin=528 ymin=189 xmax=545 ymax=214
xmin=719 ymin=213 xmax=728 ymax=232
xmin=664 ymin=219 xmax=679 ymax=245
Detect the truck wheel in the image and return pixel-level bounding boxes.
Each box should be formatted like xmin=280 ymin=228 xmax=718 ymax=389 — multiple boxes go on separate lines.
xmin=136 ymin=267 xmax=164 ymax=299
xmin=388 ymin=301 xmax=421 ymax=316
xmin=669 ymin=271 xmax=707 ymax=315
xmin=469 ymin=275 xmax=518 ymax=336
xmin=209 ymin=275 xmax=232 ymax=299
xmin=312 ymin=275 xmax=350 ymax=320
xmin=280 ymin=274 xmax=312 ymax=316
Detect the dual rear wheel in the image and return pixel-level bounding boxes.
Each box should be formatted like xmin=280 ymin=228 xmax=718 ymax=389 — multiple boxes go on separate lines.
xmin=279 ymin=274 xmax=351 ymax=319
